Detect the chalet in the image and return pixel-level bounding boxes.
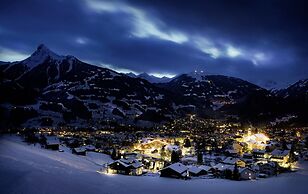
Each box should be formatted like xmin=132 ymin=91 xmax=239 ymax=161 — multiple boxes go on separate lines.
xmin=222 ymin=157 xmax=246 ymax=167
xmin=270 ymin=149 xmax=290 ymax=166
xmin=188 ymin=166 xmax=207 ymax=176
xmin=45 ymin=137 xmax=60 ymax=150
xmin=124 ymin=152 xmax=142 ymax=160
xmin=199 ymin=165 xmax=215 ymax=174
xmin=252 ymin=149 xmax=266 ymax=159
xmin=107 ymin=158 xmax=143 ymax=176
xmin=72 ymin=147 xmax=87 ymax=156
xmin=259 ymin=162 xmax=277 ymax=176
xmin=203 ymin=154 xmax=218 ymax=165
xmin=160 ymin=163 xmax=189 ymax=179
xmin=225 ymin=149 xmax=238 ymax=157
xmin=213 ymin=163 xmax=234 ymax=176
xmin=242 ymin=153 xmax=254 ymax=164
xmin=239 ymin=168 xmax=256 ymax=180
xmin=142 ymin=156 xmax=164 ymax=172
xmin=243 ymin=153 xmax=253 ymax=159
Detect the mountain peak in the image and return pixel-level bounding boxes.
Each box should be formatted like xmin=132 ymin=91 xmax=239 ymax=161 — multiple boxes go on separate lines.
xmin=33 ymin=44 xmax=60 ymax=58
xmin=36 ymin=44 xmax=50 ymax=51
xmin=22 ymin=44 xmax=64 ymax=69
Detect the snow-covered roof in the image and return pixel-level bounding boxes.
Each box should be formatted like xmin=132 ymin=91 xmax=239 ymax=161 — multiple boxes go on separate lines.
xmin=45 ymin=136 xmax=60 ymax=145
xmin=73 ymin=147 xmax=86 ymax=152
xmin=46 ymin=139 xmax=60 ymax=145
xmin=252 ymin=149 xmax=266 ymax=154
xmin=163 ymin=163 xmax=188 ymax=174
xmin=111 ymin=158 xmax=143 ymax=169
xmin=223 ymin=157 xmax=243 ymax=165
xmin=199 ymin=165 xmax=213 ymax=171
xmin=188 ymin=166 xmax=202 ymax=174
xmin=271 ymin=149 xmax=290 ymax=157
xmin=244 ymin=133 xmax=269 ymax=145
xmin=214 ymin=163 xmax=234 ymax=171
xmin=238 ymin=167 xmax=255 ymax=174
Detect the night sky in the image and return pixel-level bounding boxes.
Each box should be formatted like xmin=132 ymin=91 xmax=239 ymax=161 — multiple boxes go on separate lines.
xmin=0 ymin=0 xmax=307 ymax=88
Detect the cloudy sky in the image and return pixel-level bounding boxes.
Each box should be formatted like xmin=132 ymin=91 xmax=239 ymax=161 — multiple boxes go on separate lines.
xmin=0 ymin=0 xmax=307 ymax=88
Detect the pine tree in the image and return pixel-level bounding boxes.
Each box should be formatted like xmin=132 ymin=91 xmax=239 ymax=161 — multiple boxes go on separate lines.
xmin=111 ymin=148 xmax=118 ymax=160
xmin=183 ymin=138 xmax=191 ymax=148
xmin=171 ymin=151 xmax=180 ymax=163
xmin=197 ymin=151 xmax=203 ymax=164
xmin=233 ymin=163 xmax=240 ymax=180
xmin=289 ymin=141 xmax=298 ymax=162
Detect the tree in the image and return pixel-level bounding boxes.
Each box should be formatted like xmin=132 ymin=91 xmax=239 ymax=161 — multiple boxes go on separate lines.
xmin=197 ymin=151 xmax=203 ymax=164
xmin=281 ymin=139 xmax=288 ymax=150
xmin=233 ymin=163 xmax=240 ymax=180
xmin=183 ymin=138 xmax=191 ymax=148
xmin=111 ymin=148 xmax=120 ymax=160
xmin=171 ymin=151 xmax=180 ymax=163
xmin=225 ymin=169 xmax=233 ymax=179
xmin=289 ymin=141 xmax=298 ymax=162
xmin=160 ymin=146 xmax=166 ymax=161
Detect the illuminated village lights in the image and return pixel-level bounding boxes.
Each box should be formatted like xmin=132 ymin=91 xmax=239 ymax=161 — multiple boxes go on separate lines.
xmin=241 ymin=133 xmax=270 ymax=150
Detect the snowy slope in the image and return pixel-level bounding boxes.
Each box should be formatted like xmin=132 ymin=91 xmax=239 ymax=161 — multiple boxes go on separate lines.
xmin=1 ymin=135 xmax=308 ymax=194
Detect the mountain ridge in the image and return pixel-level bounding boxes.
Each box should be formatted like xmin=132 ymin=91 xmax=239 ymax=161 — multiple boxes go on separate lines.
xmin=0 ymin=45 xmax=307 ymax=129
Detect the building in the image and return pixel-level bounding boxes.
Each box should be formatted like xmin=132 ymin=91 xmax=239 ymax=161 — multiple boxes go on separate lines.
xmin=270 ymin=149 xmax=290 ymax=167
xmin=45 ymin=136 xmax=60 ymax=150
xmin=107 ymin=158 xmax=143 ymax=176
xmin=242 ymin=133 xmax=269 ymax=150
xmin=72 ymin=147 xmax=87 ymax=156
xmin=225 ymin=149 xmax=238 ymax=157
xmin=160 ymin=163 xmax=189 ymax=179
xmin=222 ymin=157 xmax=246 ymax=167
xmin=252 ymin=149 xmax=266 ymax=159
xmin=199 ymin=165 xmax=215 ymax=174
xmin=188 ymin=166 xmax=208 ymax=176
xmin=239 ymin=168 xmax=256 ymax=180
xmin=142 ymin=156 xmax=165 ymax=173
xmin=213 ymin=163 xmax=234 ymax=176
xmin=242 ymin=153 xmax=254 ymax=164
xmin=259 ymin=162 xmax=277 ymax=176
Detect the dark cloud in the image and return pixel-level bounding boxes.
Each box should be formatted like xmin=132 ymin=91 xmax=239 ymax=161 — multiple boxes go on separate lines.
xmin=0 ymin=0 xmax=307 ymax=88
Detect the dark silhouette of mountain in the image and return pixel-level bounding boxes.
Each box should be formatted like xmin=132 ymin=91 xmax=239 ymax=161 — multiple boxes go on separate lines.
xmin=126 ymin=72 xmax=173 ymax=83
xmin=0 ymin=45 xmax=307 ymax=128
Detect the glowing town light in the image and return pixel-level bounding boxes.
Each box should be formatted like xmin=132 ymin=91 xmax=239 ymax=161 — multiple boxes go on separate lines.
xmin=241 ymin=133 xmax=270 ymax=150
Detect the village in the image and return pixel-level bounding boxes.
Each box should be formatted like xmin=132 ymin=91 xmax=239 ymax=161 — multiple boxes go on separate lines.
xmin=16 ymin=116 xmax=308 ymax=181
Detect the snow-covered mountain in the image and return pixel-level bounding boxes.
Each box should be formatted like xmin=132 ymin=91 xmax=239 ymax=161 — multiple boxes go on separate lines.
xmin=0 ymin=45 xmax=307 ymax=128
xmin=126 ymin=72 xmax=173 ymax=83
xmin=0 ymin=45 xmax=184 ymax=128
xmin=276 ymin=79 xmax=308 ymax=99
xmin=157 ymin=71 xmax=268 ymax=111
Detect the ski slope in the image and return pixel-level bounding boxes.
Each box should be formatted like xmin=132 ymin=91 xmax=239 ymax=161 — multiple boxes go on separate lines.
xmin=0 ymin=135 xmax=307 ymax=194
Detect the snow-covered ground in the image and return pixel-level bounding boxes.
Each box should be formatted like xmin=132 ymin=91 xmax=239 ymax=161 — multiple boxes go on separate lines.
xmin=0 ymin=135 xmax=307 ymax=194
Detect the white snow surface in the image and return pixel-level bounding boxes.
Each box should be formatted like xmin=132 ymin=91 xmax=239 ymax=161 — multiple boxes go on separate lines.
xmin=1 ymin=135 xmax=308 ymax=194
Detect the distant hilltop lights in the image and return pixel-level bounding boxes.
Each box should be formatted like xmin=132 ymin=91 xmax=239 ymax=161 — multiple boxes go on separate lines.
xmin=194 ymin=70 xmax=205 ymax=74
